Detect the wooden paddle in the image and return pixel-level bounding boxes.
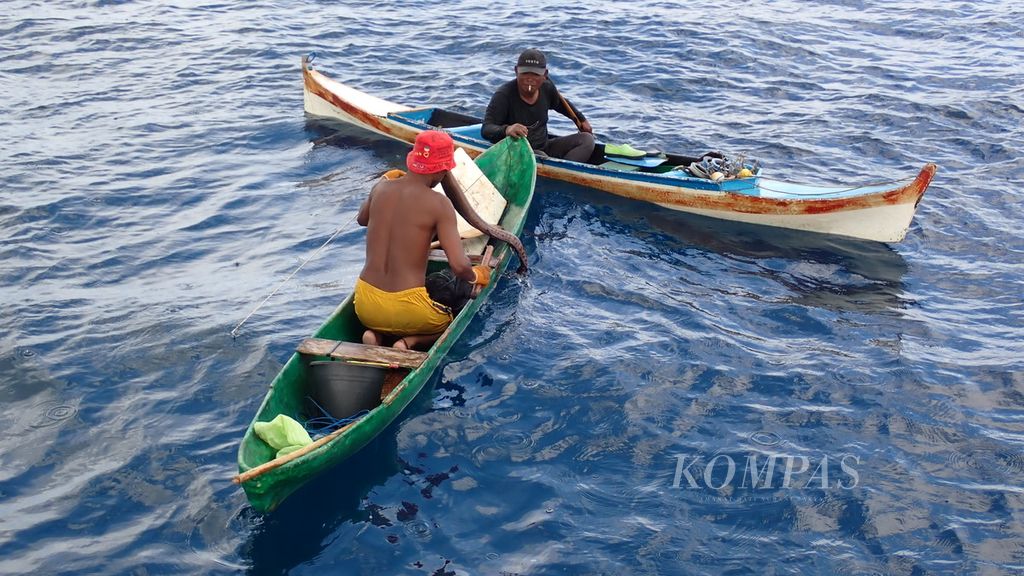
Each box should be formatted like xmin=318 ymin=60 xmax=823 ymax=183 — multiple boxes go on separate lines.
xmin=558 ymin=93 xmax=585 ymax=133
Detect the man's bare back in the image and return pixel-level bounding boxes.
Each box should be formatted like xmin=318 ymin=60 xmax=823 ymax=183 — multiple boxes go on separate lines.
xmin=357 ymin=171 xmax=475 ymax=290
xmin=353 ymin=130 xmax=492 ymax=350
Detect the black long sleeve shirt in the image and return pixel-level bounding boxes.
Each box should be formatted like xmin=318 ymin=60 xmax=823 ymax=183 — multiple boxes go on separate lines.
xmin=481 ymin=79 xmax=587 ymax=151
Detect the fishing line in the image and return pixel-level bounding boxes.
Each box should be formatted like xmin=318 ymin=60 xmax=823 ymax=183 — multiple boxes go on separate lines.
xmin=230 ymin=214 xmax=358 ymax=338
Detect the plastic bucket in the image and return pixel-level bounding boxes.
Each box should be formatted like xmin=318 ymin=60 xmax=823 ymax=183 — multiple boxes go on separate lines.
xmin=308 ymin=361 xmax=385 ymax=419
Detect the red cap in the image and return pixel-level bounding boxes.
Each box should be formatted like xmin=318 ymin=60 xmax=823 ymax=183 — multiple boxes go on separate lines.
xmin=406 ymin=130 xmax=457 ymax=175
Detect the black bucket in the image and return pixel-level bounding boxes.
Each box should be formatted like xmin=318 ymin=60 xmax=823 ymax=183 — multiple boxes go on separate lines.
xmin=307 ymin=361 xmax=385 ymax=419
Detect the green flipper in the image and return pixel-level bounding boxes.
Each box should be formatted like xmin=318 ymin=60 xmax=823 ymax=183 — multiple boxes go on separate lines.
xmin=604 ymin=143 xmax=647 ymax=158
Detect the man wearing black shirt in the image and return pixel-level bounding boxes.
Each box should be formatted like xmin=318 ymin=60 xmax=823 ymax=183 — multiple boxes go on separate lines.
xmin=481 ymin=48 xmax=596 ymax=163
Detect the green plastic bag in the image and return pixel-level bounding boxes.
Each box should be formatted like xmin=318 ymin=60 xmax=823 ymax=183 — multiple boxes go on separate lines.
xmin=254 ymin=414 xmax=312 ymax=456
xmin=275 ymin=444 xmax=307 ymax=459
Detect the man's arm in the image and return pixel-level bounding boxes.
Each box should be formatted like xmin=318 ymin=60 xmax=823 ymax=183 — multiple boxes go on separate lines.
xmin=434 ymin=197 xmax=476 ymax=283
xmin=482 ymin=88 xmax=515 ymax=143
xmin=357 ymin=182 xmax=381 ymax=226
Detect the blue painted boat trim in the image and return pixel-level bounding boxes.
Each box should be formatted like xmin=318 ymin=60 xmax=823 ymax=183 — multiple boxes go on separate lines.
xmin=387 ymin=109 xmax=910 ymax=201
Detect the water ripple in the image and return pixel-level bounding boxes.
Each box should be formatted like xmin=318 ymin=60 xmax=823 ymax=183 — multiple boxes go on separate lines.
xmin=2 ymin=0 xmax=1023 ymax=574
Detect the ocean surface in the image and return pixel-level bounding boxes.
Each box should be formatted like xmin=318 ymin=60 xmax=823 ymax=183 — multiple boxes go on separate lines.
xmin=2 ymin=1 xmax=1023 ymax=574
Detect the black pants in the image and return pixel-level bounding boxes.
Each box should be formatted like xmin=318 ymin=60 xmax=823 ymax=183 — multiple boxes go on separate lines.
xmin=542 ymin=132 xmax=596 ymax=163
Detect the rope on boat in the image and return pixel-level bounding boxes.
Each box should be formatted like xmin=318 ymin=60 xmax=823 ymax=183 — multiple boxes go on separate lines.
xmin=304 ymin=397 xmax=370 ymax=436
xmin=230 ymin=215 xmax=358 ymax=338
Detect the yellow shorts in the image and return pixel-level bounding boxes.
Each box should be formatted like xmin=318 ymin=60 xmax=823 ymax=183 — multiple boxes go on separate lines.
xmin=354 ymin=278 xmax=452 ymax=336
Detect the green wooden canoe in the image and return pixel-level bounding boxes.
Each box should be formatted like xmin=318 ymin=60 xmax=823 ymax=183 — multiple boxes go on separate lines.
xmin=235 ymin=136 xmax=536 ymax=512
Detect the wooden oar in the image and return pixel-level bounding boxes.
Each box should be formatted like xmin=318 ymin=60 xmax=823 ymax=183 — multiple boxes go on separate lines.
xmin=232 ymin=419 xmax=361 ymax=485
xmin=558 ymin=93 xmax=585 ymax=132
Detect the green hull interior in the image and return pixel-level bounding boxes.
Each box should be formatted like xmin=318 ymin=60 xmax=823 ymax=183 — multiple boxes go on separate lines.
xmin=236 ymin=137 xmax=536 ymax=512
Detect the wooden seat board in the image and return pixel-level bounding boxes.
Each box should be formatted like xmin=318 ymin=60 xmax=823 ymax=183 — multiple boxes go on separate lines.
xmin=297 ymin=338 xmax=427 ymax=369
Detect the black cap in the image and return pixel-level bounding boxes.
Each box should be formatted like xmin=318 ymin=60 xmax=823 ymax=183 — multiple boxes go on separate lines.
xmin=516 ymin=48 xmax=547 ymax=75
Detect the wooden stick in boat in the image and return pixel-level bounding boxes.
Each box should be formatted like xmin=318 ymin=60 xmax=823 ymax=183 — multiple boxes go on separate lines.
xmin=558 ymin=93 xmax=584 ymax=132
xmin=232 ymin=419 xmax=360 ymax=485
xmin=481 ymin=245 xmax=494 ymax=269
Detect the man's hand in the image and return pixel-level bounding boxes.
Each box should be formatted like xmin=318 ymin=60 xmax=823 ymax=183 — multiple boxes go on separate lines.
xmin=505 ymin=123 xmax=529 ymax=138
xmin=472 ymin=265 xmax=491 ymax=287
xmin=579 ymin=119 xmax=593 ymax=134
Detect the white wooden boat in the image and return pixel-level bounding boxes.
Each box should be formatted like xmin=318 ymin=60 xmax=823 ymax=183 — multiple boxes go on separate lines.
xmin=301 ymin=55 xmax=935 ymax=243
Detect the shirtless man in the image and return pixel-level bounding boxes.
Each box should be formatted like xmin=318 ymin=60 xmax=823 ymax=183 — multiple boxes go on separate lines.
xmin=353 ymin=130 xmax=491 ymax=350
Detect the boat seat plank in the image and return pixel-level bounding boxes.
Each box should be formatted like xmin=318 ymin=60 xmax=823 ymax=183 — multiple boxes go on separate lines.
xmin=297 ymin=338 xmax=427 ymax=369
xmin=428 ymin=249 xmax=497 ymax=266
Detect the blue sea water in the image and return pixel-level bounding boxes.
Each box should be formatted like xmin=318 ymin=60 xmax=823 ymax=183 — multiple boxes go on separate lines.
xmin=2 ymin=0 xmax=1023 ymax=574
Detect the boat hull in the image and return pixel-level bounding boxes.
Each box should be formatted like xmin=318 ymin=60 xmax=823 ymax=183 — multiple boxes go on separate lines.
xmin=301 ymin=57 xmax=934 ymax=243
xmin=236 ymin=137 xmax=536 ymax=512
